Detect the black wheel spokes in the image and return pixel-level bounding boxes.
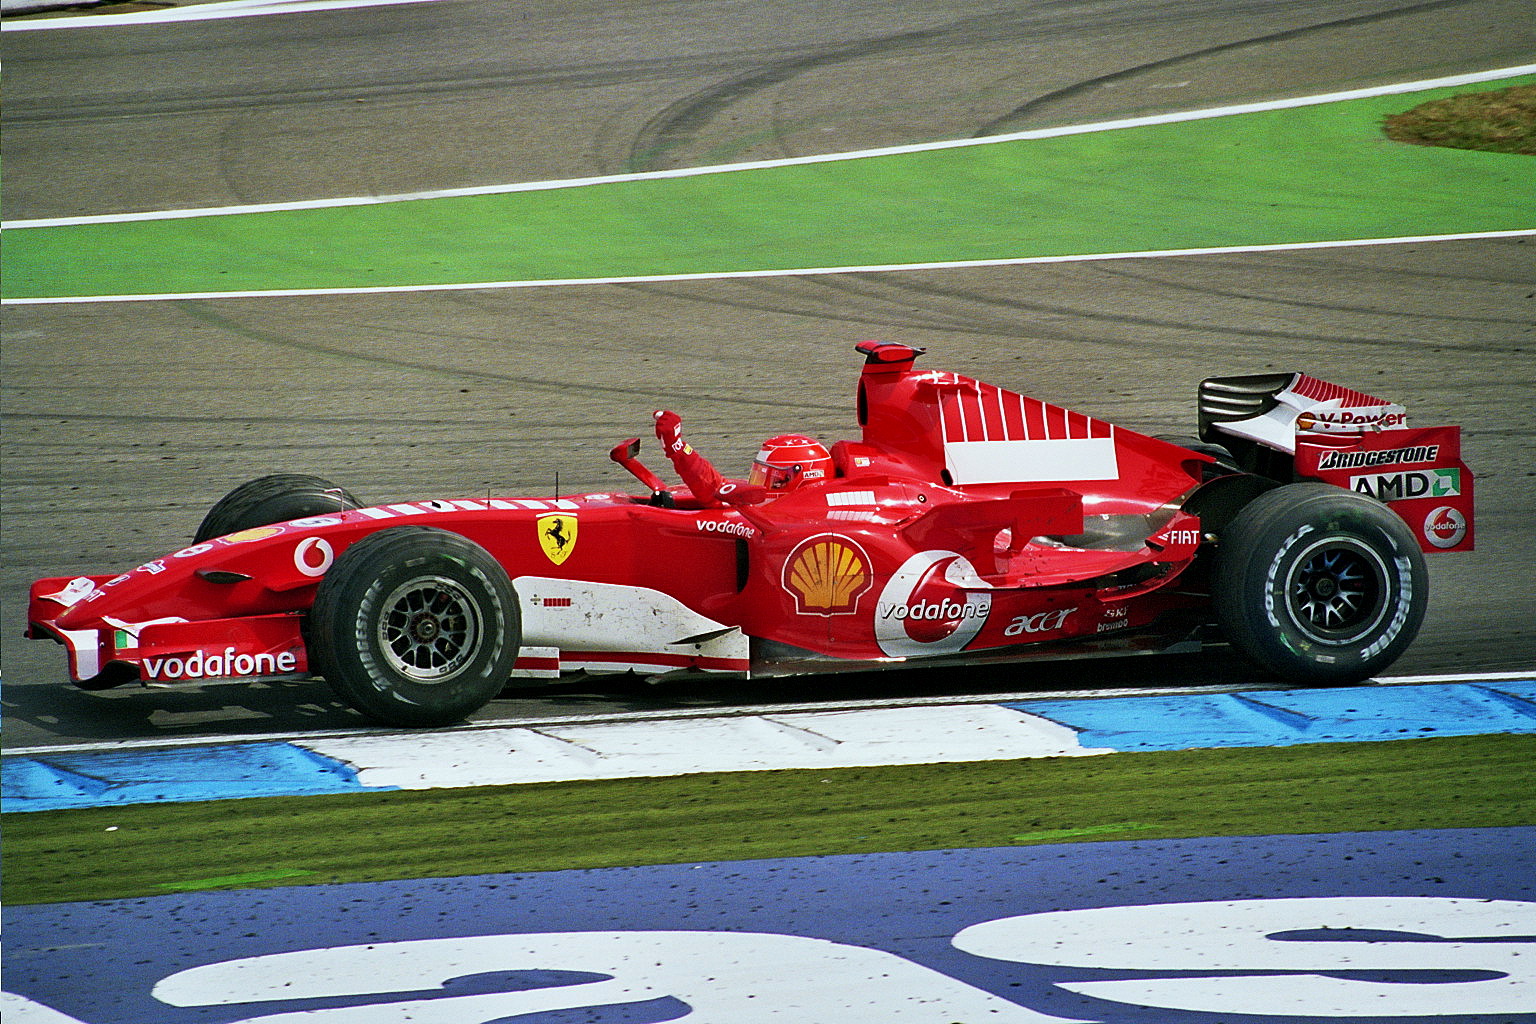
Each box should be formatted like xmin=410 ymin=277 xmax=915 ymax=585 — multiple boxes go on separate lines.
xmin=1290 ymin=544 xmax=1384 ymax=641
xmin=1295 ymin=550 xmax=1367 ymax=628
xmin=380 ymin=577 xmax=479 ymax=681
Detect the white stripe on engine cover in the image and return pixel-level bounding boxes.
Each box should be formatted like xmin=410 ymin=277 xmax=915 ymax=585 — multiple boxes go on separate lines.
xmin=944 ymin=437 xmax=1119 ymax=484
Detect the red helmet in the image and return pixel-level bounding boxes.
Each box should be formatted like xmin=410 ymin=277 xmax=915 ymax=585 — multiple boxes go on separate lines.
xmin=748 ymin=434 xmax=833 ymax=493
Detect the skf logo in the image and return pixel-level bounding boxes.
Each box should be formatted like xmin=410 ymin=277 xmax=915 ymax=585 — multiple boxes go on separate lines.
xmin=538 ymin=514 xmax=578 ymax=566
xmin=782 ymin=534 xmax=872 ymax=615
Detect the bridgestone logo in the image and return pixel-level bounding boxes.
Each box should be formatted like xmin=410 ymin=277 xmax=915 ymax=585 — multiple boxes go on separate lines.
xmin=1317 ymin=446 xmax=1439 ymax=470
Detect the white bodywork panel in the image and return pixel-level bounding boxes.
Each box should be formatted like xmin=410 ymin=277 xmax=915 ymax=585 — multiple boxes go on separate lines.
xmin=513 ymin=576 xmax=748 ymax=676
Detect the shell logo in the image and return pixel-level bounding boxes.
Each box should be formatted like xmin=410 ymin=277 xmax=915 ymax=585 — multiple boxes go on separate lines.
xmin=782 ymin=534 xmax=873 ymax=616
xmin=221 ymin=526 xmax=285 ymax=544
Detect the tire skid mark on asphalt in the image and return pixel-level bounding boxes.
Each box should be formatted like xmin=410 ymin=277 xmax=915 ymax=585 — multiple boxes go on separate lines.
xmin=1090 ymin=257 xmax=1536 ymax=328
xmin=166 ymin=299 xmax=849 ymax=411
xmin=6 ymin=65 xmax=1532 ymax=231
xmin=978 ymin=0 xmax=1476 ymax=134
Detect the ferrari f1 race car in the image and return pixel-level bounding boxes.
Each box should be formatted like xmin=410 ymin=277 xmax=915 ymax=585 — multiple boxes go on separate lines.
xmin=28 ymin=342 xmax=1474 ymax=726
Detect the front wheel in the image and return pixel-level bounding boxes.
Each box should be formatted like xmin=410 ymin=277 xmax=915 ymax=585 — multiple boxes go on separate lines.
xmin=308 ymin=527 xmax=520 ymax=727
xmin=1213 ymin=483 xmax=1426 ymax=684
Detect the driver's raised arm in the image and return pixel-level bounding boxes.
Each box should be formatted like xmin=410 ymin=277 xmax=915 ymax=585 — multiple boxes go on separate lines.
xmin=654 ymin=409 xmax=726 ymax=507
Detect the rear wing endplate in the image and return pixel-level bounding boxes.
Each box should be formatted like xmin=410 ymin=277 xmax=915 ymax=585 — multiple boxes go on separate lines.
xmin=1199 ymin=372 xmax=1472 ymax=552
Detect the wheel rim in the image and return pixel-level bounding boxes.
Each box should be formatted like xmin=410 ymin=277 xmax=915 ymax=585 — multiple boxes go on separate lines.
xmin=377 ymin=575 xmax=481 ymax=682
xmin=1285 ymin=538 xmax=1390 ymax=645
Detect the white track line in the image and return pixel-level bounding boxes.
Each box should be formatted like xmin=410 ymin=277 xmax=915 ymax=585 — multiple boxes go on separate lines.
xmin=4 ymin=64 xmax=1533 ymax=230
xmin=5 ymin=230 xmax=1533 ymax=306
xmin=1 ymin=0 xmax=449 ymax=31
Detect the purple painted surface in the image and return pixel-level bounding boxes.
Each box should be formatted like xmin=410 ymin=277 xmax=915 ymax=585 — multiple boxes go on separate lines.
xmin=5 ymin=827 xmax=1534 ymax=1023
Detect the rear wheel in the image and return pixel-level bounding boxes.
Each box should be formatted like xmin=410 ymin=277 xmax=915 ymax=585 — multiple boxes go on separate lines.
xmin=195 ymin=473 xmax=365 ymax=543
xmin=1214 ymin=483 xmax=1426 ymax=683
xmin=308 ymin=527 xmax=520 ymax=727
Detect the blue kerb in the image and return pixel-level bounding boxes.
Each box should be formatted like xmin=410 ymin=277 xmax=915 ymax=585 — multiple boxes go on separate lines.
xmin=5 ymin=680 xmax=1528 ymax=812
xmin=1 ymin=741 xmax=391 ymax=813
xmin=1010 ymin=681 xmax=1536 ymax=751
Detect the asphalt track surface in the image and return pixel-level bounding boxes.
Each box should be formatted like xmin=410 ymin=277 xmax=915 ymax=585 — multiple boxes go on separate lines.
xmin=3 ymin=0 xmax=1535 ymax=748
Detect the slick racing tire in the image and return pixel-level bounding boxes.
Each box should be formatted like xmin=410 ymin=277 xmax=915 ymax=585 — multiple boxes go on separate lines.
xmin=1214 ymin=483 xmax=1427 ymax=684
xmin=195 ymin=473 xmax=365 ymax=543
xmin=309 ymin=527 xmax=520 ymax=727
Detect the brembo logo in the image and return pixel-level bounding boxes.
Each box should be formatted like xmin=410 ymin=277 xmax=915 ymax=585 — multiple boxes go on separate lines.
xmin=143 ymin=647 xmax=299 ymax=681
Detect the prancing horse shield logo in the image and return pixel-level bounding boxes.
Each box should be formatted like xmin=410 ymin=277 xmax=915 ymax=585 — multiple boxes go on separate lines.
xmin=538 ymin=514 xmax=578 ymax=565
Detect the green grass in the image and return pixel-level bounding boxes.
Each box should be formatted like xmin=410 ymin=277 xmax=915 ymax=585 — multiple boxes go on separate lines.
xmin=5 ymin=75 xmax=1533 ymax=300
xmin=1384 ymin=84 xmax=1536 ymax=155
xmin=5 ymin=733 xmax=1532 ymax=905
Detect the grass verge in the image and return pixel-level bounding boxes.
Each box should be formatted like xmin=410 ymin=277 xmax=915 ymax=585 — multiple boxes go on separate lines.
xmin=1384 ymin=84 xmax=1536 ymax=155
xmin=5 ymin=733 xmax=1532 ymax=905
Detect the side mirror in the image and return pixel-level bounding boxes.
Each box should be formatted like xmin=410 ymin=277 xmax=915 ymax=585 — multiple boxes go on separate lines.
xmin=610 ymin=437 xmax=668 ymax=495
xmin=609 ymin=438 xmax=642 ymax=464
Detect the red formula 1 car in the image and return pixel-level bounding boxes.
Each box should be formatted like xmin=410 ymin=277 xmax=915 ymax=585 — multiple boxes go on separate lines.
xmin=27 ymin=342 xmax=1473 ymax=726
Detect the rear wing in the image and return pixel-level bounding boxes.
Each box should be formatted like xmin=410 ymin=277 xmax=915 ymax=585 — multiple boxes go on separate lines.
xmin=1199 ymin=373 xmax=1473 ymax=552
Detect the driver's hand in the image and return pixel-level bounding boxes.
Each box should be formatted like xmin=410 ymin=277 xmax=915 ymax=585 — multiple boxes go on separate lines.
xmin=653 ymin=409 xmax=684 ymax=448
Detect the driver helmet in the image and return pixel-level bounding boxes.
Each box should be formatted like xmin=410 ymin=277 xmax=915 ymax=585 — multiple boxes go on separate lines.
xmin=749 ymin=434 xmax=833 ymax=493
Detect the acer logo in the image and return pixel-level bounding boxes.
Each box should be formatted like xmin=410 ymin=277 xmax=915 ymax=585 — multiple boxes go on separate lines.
xmin=1004 ymin=608 xmax=1074 ymax=636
